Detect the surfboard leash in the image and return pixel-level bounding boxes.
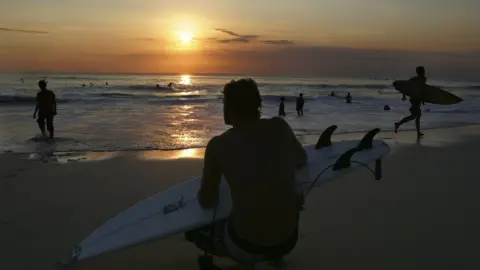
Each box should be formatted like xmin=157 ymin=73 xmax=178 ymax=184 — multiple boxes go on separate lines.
xmin=304 ymin=159 xmax=379 ymax=199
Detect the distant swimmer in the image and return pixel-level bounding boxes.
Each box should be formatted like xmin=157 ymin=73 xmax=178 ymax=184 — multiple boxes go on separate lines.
xmin=156 ymin=84 xmax=160 ymax=89
xmin=279 ymin=96 xmax=286 ymax=117
xmin=384 ymin=105 xmax=391 ymax=111
xmin=296 ymin=93 xmax=304 ymax=116
xmin=345 ymin=92 xmax=352 ymax=104
xmin=394 ymin=66 xmax=426 ymax=138
xmin=329 ymin=91 xmax=335 ymax=97
xmin=168 ymin=82 xmax=173 ymax=88
xmin=81 ymin=83 xmax=86 ymax=87
xmin=33 ymin=80 xmax=57 ymax=139
xmin=106 ymin=81 xmax=109 ymax=85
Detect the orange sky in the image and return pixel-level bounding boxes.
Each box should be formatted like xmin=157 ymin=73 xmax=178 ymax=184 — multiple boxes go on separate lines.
xmin=1 ymin=0 xmax=479 ymax=77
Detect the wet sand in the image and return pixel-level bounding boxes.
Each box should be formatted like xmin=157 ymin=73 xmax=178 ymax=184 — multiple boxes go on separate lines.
xmin=1 ymin=126 xmax=479 ymax=270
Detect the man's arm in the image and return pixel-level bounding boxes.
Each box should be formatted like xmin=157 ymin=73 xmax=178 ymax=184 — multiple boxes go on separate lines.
xmin=197 ymin=137 xmax=222 ymax=209
xmin=274 ymin=117 xmax=307 ymax=168
xmin=33 ymin=94 xmax=39 ymax=118
xmin=52 ymin=92 xmax=57 ymax=114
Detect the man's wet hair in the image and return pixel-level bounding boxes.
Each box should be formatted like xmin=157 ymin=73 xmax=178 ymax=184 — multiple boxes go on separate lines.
xmin=223 ymin=78 xmax=262 ymax=119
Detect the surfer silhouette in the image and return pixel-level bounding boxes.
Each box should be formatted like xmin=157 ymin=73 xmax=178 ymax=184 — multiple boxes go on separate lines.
xmin=33 ymin=80 xmax=57 ymax=139
xmin=296 ymin=93 xmax=304 ymax=116
xmin=345 ymin=92 xmax=352 ymax=104
xmin=279 ymin=97 xmax=286 ymax=117
xmin=394 ymin=66 xmax=426 ymax=137
xmin=191 ymin=78 xmax=306 ymax=267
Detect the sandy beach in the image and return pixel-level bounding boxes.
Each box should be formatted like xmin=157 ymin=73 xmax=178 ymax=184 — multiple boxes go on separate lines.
xmin=1 ymin=126 xmax=479 ymax=270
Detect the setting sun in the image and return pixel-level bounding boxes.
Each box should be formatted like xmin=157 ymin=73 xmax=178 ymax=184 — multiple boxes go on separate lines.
xmin=178 ymin=31 xmax=193 ymax=44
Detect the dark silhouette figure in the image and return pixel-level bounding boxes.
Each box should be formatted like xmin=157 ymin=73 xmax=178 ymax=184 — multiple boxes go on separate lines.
xmin=345 ymin=92 xmax=352 ymax=104
xmin=384 ymin=105 xmax=391 ymax=111
xmin=81 ymin=83 xmax=86 ymax=87
xmin=168 ymin=82 xmax=173 ymax=88
xmin=279 ymin=97 xmax=286 ymax=117
xmin=329 ymin=91 xmax=335 ymax=97
xmin=156 ymin=84 xmax=160 ymax=89
xmin=394 ymin=66 xmax=426 ymax=137
xmin=296 ymin=93 xmax=304 ymax=116
xmin=189 ymin=78 xmax=306 ymax=267
xmin=33 ymin=80 xmax=57 ymax=139
xmin=106 ymin=81 xmax=108 ymax=85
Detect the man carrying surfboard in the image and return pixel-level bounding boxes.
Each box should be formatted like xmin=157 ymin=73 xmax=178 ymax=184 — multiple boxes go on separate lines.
xmin=33 ymin=80 xmax=57 ymax=139
xmin=394 ymin=66 xmax=426 ymax=137
xmin=194 ymin=78 xmax=307 ymax=267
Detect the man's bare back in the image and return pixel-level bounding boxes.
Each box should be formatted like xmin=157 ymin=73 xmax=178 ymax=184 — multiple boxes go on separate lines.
xmin=200 ymin=117 xmax=306 ymax=246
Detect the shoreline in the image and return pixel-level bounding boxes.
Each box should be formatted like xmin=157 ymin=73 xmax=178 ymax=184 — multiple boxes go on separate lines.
xmin=3 ymin=123 xmax=479 ymax=164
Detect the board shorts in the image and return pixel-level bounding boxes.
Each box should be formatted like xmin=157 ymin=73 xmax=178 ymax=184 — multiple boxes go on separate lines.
xmin=37 ymin=113 xmax=54 ymax=130
xmin=409 ymin=106 xmax=421 ymax=117
xmin=185 ymin=216 xmax=299 ymax=264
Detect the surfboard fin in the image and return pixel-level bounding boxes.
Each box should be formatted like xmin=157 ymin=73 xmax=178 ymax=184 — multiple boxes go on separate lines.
xmin=332 ymin=148 xmax=358 ymax=171
xmin=357 ymin=128 xmax=380 ymax=150
xmin=332 ymin=128 xmax=383 ymax=180
xmin=315 ymin=125 xmax=338 ymax=149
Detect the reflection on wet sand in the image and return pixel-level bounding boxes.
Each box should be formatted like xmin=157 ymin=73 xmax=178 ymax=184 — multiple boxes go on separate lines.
xmin=138 ymin=148 xmax=205 ymax=160
xmin=28 ymin=151 xmax=120 ymax=164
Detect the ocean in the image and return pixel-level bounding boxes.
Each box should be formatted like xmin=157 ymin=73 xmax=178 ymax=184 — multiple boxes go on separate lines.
xmin=0 ymin=73 xmax=479 ymax=154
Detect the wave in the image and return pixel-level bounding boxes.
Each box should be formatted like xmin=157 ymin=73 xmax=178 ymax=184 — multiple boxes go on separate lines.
xmin=97 ymin=93 xmax=136 ymax=98
xmin=127 ymin=84 xmax=173 ymax=91
xmin=257 ymin=83 xmax=390 ymax=90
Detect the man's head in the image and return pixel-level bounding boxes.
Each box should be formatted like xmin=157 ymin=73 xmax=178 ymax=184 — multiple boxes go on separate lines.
xmin=38 ymin=80 xmax=47 ymax=91
xmin=416 ymin=66 xmax=426 ymax=77
xmin=280 ymin=96 xmax=285 ymax=102
xmin=222 ymin=78 xmax=262 ymax=126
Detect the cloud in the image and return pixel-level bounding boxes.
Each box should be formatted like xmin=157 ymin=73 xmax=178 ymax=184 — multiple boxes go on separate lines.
xmin=212 ymin=28 xmax=295 ymax=46
xmin=0 ymin=27 xmax=49 ymax=34
xmin=213 ymin=28 xmax=260 ymax=43
xmin=134 ymin=37 xmax=157 ymax=42
xmin=261 ymin=40 xmax=295 ymax=45
xmin=214 ymin=28 xmax=259 ymax=39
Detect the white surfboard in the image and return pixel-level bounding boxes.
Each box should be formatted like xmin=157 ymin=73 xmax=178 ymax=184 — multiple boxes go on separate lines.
xmin=69 ymin=127 xmax=390 ymax=262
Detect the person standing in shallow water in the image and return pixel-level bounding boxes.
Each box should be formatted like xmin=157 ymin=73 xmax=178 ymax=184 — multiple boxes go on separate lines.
xmin=279 ymin=97 xmax=286 ymax=117
xmin=189 ymin=78 xmax=306 ymax=267
xmin=394 ymin=66 xmax=427 ymax=138
xmin=33 ymin=80 xmax=57 ymax=139
xmin=345 ymin=92 xmax=352 ymax=104
xmin=296 ymin=93 xmax=304 ymax=116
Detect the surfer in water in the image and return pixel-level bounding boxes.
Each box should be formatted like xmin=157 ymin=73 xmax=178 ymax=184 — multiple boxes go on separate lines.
xmin=394 ymin=66 xmax=426 ymax=137
xmin=296 ymin=93 xmax=304 ymax=116
xmin=33 ymin=80 xmax=57 ymax=139
xmin=345 ymin=92 xmax=352 ymax=104
xmin=279 ymin=97 xmax=286 ymax=117
xmin=191 ymin=78 xmax=306 ymax=267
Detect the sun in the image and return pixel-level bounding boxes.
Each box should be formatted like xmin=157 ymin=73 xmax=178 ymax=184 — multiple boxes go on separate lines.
xmin=178 ymin=31 xmax=193 ymax=44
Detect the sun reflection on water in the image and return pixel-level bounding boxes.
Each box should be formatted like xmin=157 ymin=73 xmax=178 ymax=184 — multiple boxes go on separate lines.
xmin=179 ymin=75 xmax=192 ymax=85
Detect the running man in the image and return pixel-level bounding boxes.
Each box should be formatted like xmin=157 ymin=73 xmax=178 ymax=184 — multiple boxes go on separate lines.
xmin=33 ymin=80 xmax=57 ymax=139
xmin=394 ymin=66 xmax=426 ymax=137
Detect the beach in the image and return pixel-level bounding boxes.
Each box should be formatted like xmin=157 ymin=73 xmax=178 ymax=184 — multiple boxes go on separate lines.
xmin=1 ymin=126 xmax=479 ymax=270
